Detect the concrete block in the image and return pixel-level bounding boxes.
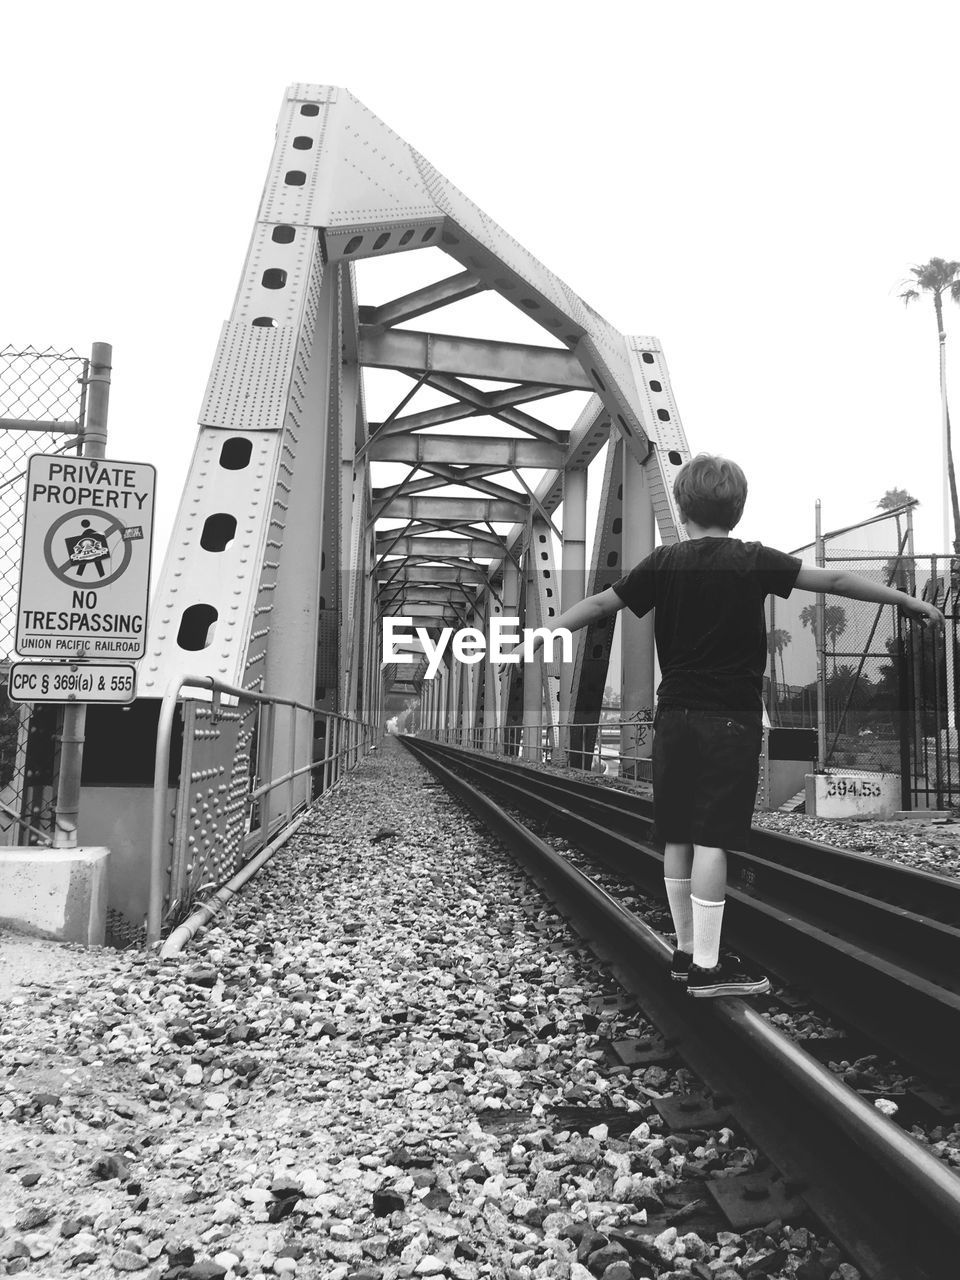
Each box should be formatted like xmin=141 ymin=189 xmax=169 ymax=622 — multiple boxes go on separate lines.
xmin=805 ymin=773 xmax=901 ymax=820
xmin=0 ymin=846 xmax=109 ymax=945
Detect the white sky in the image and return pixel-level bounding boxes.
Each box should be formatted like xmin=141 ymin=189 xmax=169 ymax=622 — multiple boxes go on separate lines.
xmin=2 ymin=0 xmax=959 ymax=569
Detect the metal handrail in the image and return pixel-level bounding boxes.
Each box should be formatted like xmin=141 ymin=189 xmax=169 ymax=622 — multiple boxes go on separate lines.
xmin=420 ymin=717 xmax=655 ymax=775
xmin=148 ymin=674 xmax=374 ymax=945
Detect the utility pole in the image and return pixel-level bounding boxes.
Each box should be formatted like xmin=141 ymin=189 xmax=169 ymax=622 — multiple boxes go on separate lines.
xmin=815 ymin=499 xmax=827 ymax=773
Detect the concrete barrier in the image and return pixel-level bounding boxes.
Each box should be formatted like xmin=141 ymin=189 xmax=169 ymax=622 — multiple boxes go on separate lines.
xmin=0 ymin=846 xmax=109 ymax=945
xmin=805 ymin=772 xmax=900 ymax=820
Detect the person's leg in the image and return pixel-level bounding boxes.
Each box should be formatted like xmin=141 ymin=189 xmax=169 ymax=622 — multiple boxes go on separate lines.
xmin=690 ymin=844 xmax=727 ymax=969
xmin=686 ymin=714 xmax=769 ymax=996
xmin=664 ymin=842 xmax=694 ymax=954
xmin=653 ymin=708 xmax=697 ymax=961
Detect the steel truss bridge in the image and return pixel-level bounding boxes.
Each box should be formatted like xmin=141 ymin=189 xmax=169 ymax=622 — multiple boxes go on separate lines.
xmin=13 ymin=85 xmax=694 ymax=945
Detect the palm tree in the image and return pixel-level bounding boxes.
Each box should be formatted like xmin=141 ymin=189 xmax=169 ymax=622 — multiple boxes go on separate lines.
xmin=900 ymin=259 xmax=960 ymax=554
xmin=878 ymin=488 xmax=917 ymax=590
xmin=801 ymin=602 xmax=847 ymax=674
xmin=878 ymin=487 xmax=916 ymax=513
xmin=767 ymin=626 xmax=792 ymax=725
xmin=767 ymin=627 xmax=792 ymax=692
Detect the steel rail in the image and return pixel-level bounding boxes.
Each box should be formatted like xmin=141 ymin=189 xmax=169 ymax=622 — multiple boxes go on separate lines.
xmin=401 ymin=735 xmax=960 ymax=1280
xmin=407 ymin=738 xmax=960 ymax=1078
xmin=437 ymin=742 xmax=960 ymax=923
xmin=475 ymin=750 xmax=960 ymax=982
xmin=415 ymin=739 xmax=960 ymax=970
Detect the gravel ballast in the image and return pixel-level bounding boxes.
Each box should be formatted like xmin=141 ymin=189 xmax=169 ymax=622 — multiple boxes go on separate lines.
xmin=1 ymin=737 xmax=866 ymax=1279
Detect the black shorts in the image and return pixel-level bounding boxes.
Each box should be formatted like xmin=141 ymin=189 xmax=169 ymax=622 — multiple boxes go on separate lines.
xmin=652 ymin=703 xmax=762 ymax=850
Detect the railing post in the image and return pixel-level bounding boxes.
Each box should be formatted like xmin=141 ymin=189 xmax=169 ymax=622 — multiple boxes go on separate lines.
xmin=288 ymin=709 xmax=297 ymax=822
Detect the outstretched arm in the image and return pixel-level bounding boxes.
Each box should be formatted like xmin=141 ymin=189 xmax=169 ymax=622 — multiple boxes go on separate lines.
xmin=794 ymin=566 xmax=944 ymax=629
xmin=502 ymin=587 xmax=627 ymax=664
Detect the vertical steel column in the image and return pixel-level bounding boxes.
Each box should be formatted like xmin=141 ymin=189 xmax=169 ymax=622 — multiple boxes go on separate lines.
xmin=522 ymin=544 xmax=542 ymax=762
xmin=446 ymin=655 xmax=460 ymax=744
xmin=619 ymin=448 xmax=655 ymax=776
xmin=500 ymin=557 xmax=522 ymax=752
xmin=557 ymin=467 xmax=587 ymax=766
xmin=322 ymin=714 xmax=332 ymax=792
xmin=460 ymin=621 xmax=473 ymax=744
xmin=53 ymin=342 xmax=111 ymax=849
xmin=443 ymin=666 xmax=449 ymax=739
xmin=482 ymin=589 xmax=501 ymax=753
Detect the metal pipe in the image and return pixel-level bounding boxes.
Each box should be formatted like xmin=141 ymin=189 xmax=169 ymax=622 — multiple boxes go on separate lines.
xmin=159 ymin=810 xmax=312 ymax=959
xmin=52 ymin=341 xmax=111 ymax=849
xmin=148 ymin=678 xmax=193 ymax=945
xmin=288 ymin=709 xmax=297 ymax=822
xmin=815 ymin=499 xmax=827 ymax=772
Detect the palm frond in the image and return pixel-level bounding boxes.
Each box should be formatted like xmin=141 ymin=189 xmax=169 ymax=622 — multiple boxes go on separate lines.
xmin=900 ymin=288 xmax=919 ymax=305
xmin=907 ymin=258 xmax=960 ymax=293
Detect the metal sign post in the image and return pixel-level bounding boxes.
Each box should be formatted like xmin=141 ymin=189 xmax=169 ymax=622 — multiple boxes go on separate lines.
xmin=45 ymin=344 xmax=111 ymax=847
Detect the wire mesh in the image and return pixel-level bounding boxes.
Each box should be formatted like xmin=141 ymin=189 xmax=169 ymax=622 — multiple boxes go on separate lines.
xmin=766 ymin=504 xmax=920 ymax=774
xmin=900 ymin=557 xmax=960 ymax=809
xmin=0 ymin=346 xmax=86 ymax=843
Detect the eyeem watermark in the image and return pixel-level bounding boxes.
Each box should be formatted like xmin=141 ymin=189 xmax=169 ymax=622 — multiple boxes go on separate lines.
xmin=383 ymin=617 xmax=572 ymax=679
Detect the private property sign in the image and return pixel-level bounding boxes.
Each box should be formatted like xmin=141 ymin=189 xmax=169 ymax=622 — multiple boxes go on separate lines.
xmin=16 ymin=455 xmax=156 ymax=659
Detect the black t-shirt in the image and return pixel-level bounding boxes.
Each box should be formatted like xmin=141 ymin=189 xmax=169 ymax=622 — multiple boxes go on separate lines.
xmin=611 ymin=537 xmax=802 ymax=726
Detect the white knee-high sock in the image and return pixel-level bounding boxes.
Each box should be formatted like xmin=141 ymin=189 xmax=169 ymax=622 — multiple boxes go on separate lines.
xmin=664 ymin=877 xmax=694 ymax=953
xmin=691 ymin=896 xmax=725 ymax=969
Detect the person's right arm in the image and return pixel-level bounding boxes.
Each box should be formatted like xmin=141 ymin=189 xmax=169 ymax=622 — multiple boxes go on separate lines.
xmin=794 ymin=566 xmax=944 ymax=629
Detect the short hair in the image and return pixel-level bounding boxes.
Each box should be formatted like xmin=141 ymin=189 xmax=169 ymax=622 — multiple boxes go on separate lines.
xmin=673 ymin=454 xmax=747 ymax=530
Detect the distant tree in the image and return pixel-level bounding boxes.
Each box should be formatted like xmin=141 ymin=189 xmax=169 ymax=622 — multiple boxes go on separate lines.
xmin=878 ymin=487 xmax=917 ymax=512
xmin=800 ymin=602 xmax=848 ymax=673
xmin=878 ymin=488 xmax=918 ymax=588
xmin=767 ymin=627 xmax=792 ymax=691
xmin=900 ymin=259 xmax=960 ymax=553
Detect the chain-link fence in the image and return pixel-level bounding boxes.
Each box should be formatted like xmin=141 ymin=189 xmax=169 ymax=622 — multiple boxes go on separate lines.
xmin=765 ymin=503 xmax=916 ymax=773
xmin=899 ymin=555 xmax=960 ymax=809
xmin=0 ymin=347 xmax=87 ymax=843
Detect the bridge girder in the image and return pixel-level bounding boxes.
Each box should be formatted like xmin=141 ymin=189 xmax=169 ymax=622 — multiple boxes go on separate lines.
xmin=128 ymin=82 xmax=695 ymax=939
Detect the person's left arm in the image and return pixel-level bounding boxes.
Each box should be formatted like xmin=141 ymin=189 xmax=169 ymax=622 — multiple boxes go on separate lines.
xmin=500 ymin=587 xmax=627 ymax=667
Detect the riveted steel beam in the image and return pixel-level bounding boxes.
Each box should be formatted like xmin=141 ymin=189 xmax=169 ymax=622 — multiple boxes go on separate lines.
xmin=358 ymin=270 xmax=486 ymax=330
xmin=382 ymin=602 xmax=459 ymax=619
xmin=372 ymin=467 xmax=527 ymax=511
xmin=376 ymin=534 xmax=505 ymax=558
xmin=377 ymin=565 xmax=489 ymax=585
xmin=378 ymin=495 xmax=527 ymax=523
xmin=359 ymin=328 xmax=592 ymax=389
xmin=420 ymin=371 xmax=563 ymax=442
xmin=370 ymin=433 xmax=566 ymax=468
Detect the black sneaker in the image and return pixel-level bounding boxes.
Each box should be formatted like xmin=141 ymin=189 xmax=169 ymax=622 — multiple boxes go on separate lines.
xmin=686 ymin=955 xmax=771 ymax=998
xmin=670 ymin=949 xmax=693 ymax=983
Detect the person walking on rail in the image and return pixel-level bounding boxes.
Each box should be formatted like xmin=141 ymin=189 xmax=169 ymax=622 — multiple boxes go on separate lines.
xmin=508 ymin=454 xmax=944 ymax=998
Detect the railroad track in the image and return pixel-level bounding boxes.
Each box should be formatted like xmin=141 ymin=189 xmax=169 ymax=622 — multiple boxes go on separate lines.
xmin=400 ymin=734 xmax=960 ymax=1280
xmin=403 ymin=736 xmax=960 ymax=1085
